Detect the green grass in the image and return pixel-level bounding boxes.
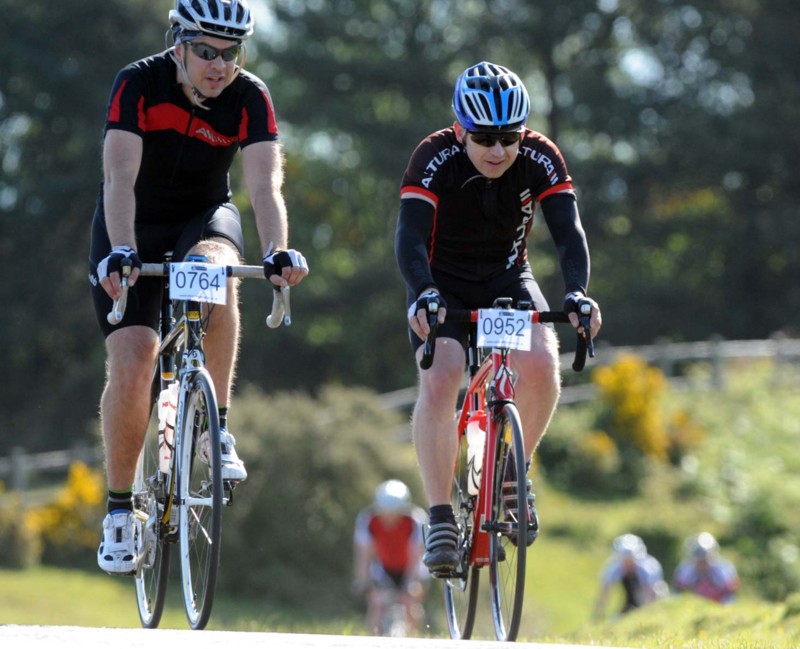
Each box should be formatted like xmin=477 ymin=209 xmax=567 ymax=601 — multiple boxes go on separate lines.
xmin=4 ymin=359 xmax=800 ymax=648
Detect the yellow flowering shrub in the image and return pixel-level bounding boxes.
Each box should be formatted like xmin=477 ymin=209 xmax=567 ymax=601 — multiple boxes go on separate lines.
xmin=593 ymin=353 xmax=671 ymax=460
xmin=26 ymin=461 xmax=105 ymax=565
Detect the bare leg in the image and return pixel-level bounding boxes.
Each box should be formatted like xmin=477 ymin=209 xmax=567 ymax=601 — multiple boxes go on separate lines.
xmin=188 ymin=240 xmax=241 ymax=408
xmin=511 ymin=325 xmax=561 ymax=460
xmin=101 ymin=326 xmax=159 ymax=490
xmin=411 ymin=338 xmax=464 ymax=507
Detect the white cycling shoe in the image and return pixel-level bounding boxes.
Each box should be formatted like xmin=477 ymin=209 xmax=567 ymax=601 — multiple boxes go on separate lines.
xmin=199 ymin=429 xmax=248 ymax=483
xmin=97 ymin=511 xmax=137 ymax=576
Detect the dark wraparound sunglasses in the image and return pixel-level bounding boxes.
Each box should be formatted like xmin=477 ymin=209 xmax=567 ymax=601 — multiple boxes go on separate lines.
xmin=468 ymin=131 xmax=522 ymax=148
xmin=188 ymin=41 xmax=242 ymax=62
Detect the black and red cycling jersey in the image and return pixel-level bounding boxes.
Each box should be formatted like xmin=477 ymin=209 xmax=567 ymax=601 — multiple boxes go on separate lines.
xmin=101 ymin=51 xmax=278 ymax=224
xmin=395 ymin=126 xmax=588 ymax=298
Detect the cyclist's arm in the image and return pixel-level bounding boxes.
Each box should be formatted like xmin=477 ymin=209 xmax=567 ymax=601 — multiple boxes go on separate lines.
xmin=242 ymin=140 xmax=289 ymax=255
xmin=353 ymin=512 xmax=375 ymax=591
xmin=102 ymin=129 xmax=143 ymax=294
xmin=540 ymin=192 xmax=589 ymax=296
xmin=103 ymin=130 xmax=141 ymax=250
xmin=395 ymin=198 xmax=437 ymax=298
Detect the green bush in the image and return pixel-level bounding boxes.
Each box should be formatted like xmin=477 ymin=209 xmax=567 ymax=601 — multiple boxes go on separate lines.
xmin=217 ymin=384 xmax=423 ymax=612
xmin=0 ymin=494 xmax=42 ymax=569
xmin=729 ymin=493 xmax=800 ymax=602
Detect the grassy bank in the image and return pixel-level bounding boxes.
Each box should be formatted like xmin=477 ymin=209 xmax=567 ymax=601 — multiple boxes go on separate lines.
xmin=3 ymin=359 xmax=800 ymax=648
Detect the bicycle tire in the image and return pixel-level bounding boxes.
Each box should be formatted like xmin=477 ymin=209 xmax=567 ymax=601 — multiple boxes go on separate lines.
xmin=443 ymin=432 xmax=480 ymax=639
xmin=177 ymin=369 xmax=223 ymax=630
xmin=133 ymin=395 xmax=171 ymax=629
xmin=489 ymin=402 xmax=527 ymax=641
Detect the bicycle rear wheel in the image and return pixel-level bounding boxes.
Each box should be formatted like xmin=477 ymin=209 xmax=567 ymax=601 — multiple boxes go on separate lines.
xmin=133 ymin=393 xmax=171 ymax=628
xmin=177 ymin=369 xmax=223 ymax=630
xmin=489 ymin=402 xmax=527 ymax=641
xmin=443 ymin=432 xmax=480 ymax=639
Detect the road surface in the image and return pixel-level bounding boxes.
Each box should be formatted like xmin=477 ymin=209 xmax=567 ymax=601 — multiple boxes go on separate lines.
xmin=0 ymin=625 xmax=632 ymax=648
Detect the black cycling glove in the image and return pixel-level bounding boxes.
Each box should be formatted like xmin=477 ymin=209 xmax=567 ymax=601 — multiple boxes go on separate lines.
xmin=564 ymin=291 xmax=592 ymax=316
xmin=408 ymin=289 xmax=447 ymax=320
xmin=98 ymin=245 xmax=142 ymax=280
xmin=263 ymin=248 xmax=308 ymax=285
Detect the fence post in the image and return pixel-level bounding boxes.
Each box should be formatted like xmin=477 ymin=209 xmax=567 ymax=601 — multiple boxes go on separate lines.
xmin=10 ymin=446 xmax=29 ymax=493
xmin=709 ymin=334 xmax=725 ymax=390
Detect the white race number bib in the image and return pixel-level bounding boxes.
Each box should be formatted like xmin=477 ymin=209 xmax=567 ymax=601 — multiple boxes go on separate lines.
xmin=169 ymin=262 xmax=227 ymax=305
xmin=476 ymin=308 xmax=532 ymax=351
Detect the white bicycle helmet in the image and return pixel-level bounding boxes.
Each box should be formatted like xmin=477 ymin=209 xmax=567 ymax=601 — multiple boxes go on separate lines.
xmin=169 ymin=0 xmax=254 ymax=42
xmin=685 ymin=532 xmax=720 ymax=560
xmin=374 ymin=480 xmax=411 ymax=514
xmin=612 ymin=533 xmax=647 ymax=560
xmin=453 ymin=61 xmax=530 ymax=132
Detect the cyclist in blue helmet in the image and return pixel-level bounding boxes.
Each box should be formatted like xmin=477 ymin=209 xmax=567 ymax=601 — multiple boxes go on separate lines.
xmin=452 ymin=61 xmax=531 ymax=132
xmin=395 ymin=61 xmax=602 ymax=575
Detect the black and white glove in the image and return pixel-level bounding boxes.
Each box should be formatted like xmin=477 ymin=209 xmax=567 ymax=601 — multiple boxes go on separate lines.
xmin=563 ymin=291 xmax=592 ymax=316
xmin=98 ymin=245 xmax=141 ymax=280
xmin=263 ymin=248 xmax=308 ymax=282
xmin=408 ymin=289 xmax=447 ymax=320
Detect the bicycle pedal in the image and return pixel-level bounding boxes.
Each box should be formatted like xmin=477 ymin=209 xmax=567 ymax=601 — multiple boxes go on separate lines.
xmin=223 ymin=481 xmax=238 ymax=504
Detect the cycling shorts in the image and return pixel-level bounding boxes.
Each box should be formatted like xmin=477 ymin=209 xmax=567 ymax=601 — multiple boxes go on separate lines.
xmin=88 ymin=201 xmax=245 ymax=338
xmin=406 ymin=263 xmax=551 ymax=352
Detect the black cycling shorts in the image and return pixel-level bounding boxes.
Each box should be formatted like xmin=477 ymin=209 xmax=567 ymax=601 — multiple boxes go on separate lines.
xmin=88 ymin=201 xmax=245 ymax=338
xmin=407 ymin=263 xmax=551 ymax=353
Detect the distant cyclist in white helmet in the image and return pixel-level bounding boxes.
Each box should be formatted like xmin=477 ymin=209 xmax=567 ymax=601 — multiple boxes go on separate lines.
xmin=89 ymin=0 xmax=308 ymax=576
xmin=674 ymin=532 xmax=740 ymax=603
xmin=593 ymin=534 xmax=669 ymax=619
xmin=395 ymin=61 xmax=602 ymax=575
xmin=353 ymin=480 xmax=429 ymax=635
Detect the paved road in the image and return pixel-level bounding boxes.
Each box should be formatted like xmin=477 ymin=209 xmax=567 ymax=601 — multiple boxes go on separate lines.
xmin=0 ymin=625 xmax=629 ymax=649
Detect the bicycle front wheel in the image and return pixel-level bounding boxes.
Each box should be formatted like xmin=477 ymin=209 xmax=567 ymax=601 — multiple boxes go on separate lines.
xmin=489 ymin=402 xmax=527 ymax=641
xmin=443 ymin=431 xmax=480 ymax=639
xmin=133 ymin=394 xmax=171 ymax=629
xmin=177 ymin=369 xmax=223 ymax=630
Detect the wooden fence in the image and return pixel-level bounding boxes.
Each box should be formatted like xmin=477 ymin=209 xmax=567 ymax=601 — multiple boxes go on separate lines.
xmin=0 ymin=445 xmax=101 ymax=493
xmin=2 ymin=336 xmax=799 ymax=493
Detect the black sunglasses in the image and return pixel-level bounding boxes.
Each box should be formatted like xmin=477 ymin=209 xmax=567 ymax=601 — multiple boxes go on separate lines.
xmin=468 ymin=131 xmax=522 ymax=148
xmin=188 ymin=41 xmax=242 ymax=62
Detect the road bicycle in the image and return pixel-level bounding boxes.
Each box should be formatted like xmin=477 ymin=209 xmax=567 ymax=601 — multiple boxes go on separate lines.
xmin=421 ymin=297 xmax=593 ymax=641
xmin=107 ymin=255 xmax=290 ymax=630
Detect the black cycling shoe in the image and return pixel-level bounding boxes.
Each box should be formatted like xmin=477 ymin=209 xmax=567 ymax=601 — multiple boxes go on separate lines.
xmin=423 ymin=520 xmax=460 ymax=576
xmin=503 ymin=477 xmax=539 ymax=547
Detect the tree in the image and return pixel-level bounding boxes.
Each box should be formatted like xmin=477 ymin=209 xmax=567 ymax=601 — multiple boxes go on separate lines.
xmin=0 ymin=0 xmax=166 ymax=450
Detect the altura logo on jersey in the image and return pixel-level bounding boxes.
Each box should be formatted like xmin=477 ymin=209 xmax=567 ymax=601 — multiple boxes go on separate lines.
xmin=194 ymin=126 xmax=233 ymax=146
xmin=421 ymin=144 xmax=461 ymax=188
xmin=521 ymin=146 xmax=558 ymax=183
xmin=506 ymin=188 xmax=535 ymax=268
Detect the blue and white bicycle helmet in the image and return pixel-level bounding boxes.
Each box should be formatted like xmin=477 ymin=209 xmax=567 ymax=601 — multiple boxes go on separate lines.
xmin=169 ymin=0 xmax=254 ymax=42
xmin=453 ymin=62 xmax=530 ymax=132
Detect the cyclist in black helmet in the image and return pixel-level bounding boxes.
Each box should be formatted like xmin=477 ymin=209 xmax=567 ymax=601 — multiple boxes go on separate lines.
xmin=395 ymin=62 xmax=602 ymax=575
xmin=89 ymin=0 xmax=308 ymax=576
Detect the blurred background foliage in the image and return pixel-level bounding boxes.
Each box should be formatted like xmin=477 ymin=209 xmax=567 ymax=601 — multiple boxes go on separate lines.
xmin=2 ymin=0 xmax=798 ymax=451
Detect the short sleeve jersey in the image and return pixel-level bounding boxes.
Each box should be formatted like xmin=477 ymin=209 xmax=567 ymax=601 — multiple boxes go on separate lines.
xmin=674 ymin=558 xmax=739 ymax=602
xmin=103 ymin=51 xmax=278 ymax=223
xmin=399 ymin=127 xmax=573 ymax=281
xmin=354 ymin=508 xmax=425 ymax=574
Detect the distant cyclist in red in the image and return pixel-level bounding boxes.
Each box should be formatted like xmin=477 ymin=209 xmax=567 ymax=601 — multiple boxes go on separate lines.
xmin=353 ymin=480 xmax=428 ymax=635
xmin=89 ymin=0 xmax=308 ymax=576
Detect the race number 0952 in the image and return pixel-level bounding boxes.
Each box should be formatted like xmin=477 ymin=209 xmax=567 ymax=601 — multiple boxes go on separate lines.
xmin=476 ymin=308 xmax=532 ymax=351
